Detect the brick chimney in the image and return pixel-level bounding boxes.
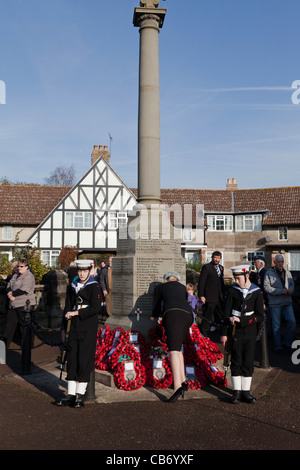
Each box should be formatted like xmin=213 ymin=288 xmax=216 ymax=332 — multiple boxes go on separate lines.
xmin=91 ymin=145 xmax=110 ymax=165
xmin=226 ymin=177 xmax=238 ymax=190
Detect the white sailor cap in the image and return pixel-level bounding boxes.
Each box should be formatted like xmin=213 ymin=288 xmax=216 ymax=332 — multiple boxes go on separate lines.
xmin=230 ymin=264 xmax=250 ymax=276
xmin=75 ymin=259 xmax=93 ymax=270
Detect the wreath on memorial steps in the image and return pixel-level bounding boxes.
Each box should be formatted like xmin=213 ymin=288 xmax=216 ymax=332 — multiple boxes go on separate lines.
xmin=144 ymin=344 xmax=173 ymax=389
xmin=200 ymin=362 xmax=227 ymax=387
xmin=95 ymin=327 xmax=125 ymax=371
xmin=94 ymin=322 xmax=226 ymax=391
xmin=183 ymin=324 xmax=223 ymax=365
xmin=95 ymin=330 xmax=147 ymax=391
xmin=95 ymin=325 xmax=112 ymax=370
xmin=184 ymin=363 xmax=208 ymax=390
xmin=107 ymin=338 xmax=142 ymax=371
xmin=118 ymin=330 xmax=149 ymax=363
xmin=113 ymin=360 xmax=146 ymax=391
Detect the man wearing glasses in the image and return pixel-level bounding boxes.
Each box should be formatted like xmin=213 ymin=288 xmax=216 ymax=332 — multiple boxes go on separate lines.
xmin=1 ymin=258 xmax=36 ymax=347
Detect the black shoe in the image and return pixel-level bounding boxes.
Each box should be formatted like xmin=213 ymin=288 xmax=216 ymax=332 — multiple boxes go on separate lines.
xmin=242 ymin=391 xmax=256 ymax=404
xmin=166 ymin=387 xmax=184 ymax=403
xmin=55 ymin=395 xmax=76 ymax=407
xmin=74 ymin=393 xmax=85 ymax=408
xmin=230 ymin=390 xmax=242 ymax=404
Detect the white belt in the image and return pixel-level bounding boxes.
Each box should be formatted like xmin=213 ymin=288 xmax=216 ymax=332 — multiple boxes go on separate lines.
xmin=232 ymin=309 xmax=254 ymax=317
xmin=73 ymin=304 xmax=89 ymax=310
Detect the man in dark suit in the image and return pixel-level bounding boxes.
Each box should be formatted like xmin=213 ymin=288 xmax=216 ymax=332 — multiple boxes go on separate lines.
xmin=99 ymin=256 xmax=112 ymax=315
xmin=198 ymin=251 xmax=225 ymax=337
xmin=250 ymin=256 xmax=267 ymax=295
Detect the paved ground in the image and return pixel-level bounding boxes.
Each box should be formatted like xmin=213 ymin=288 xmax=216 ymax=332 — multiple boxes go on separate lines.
xmin=0 ymin=331 xmax=299 ymax=454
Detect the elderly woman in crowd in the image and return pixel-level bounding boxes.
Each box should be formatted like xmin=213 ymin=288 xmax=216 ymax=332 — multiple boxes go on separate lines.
xmin=1 ymin=258 xmax=36 ymax=347
xmin=152 ymin=271 xmax=193 ymax=403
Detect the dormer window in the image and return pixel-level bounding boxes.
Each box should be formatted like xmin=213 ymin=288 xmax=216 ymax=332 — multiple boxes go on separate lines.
xmin=207 ymin=215 xmax=233 ymax=231
xmin=236 ymin=214 xmax=262 ymax=231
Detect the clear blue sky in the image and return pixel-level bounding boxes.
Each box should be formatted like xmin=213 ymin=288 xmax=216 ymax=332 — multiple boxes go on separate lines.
xmin=1 ymin=0 xmax=300 ymax=190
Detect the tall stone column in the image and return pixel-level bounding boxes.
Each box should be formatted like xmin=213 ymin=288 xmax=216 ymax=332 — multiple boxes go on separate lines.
xmin=108 ymin=2 xmax=186 ymax=339
xmin=133 ymin=5 xmax=166 ymax=206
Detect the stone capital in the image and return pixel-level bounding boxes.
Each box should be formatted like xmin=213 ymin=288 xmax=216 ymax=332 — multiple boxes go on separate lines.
xmin=133 ymin=7 xmax=166 ymax=28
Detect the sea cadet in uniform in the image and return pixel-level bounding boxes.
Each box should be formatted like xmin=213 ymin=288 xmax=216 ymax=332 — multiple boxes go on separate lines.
xmin=220 ymin=265 xmax=264 ymax=404
xmin=56 ymin=259 xmax=103 ymax=408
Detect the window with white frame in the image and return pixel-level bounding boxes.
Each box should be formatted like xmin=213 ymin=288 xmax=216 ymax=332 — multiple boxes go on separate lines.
xmin=2 ymin=226 xmax=13 ymax=240
xmin=207 ymin=215 xmax=233 ymax=231
xmin=42 ymin=250 xmax=60 ymax=268
xmin=65 ymin=212 xmax=92 ymax=229
xmin=278 ymin=226 xmax=288 ymax=241
xmin=236 ymin=214 xmax=262 ymax=231
xmin=108 ymin=212 xmax=128 ymax=229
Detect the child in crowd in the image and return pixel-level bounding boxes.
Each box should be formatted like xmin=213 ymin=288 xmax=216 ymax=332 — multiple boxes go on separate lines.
xmin=186 ymin=283 xmax=202 ymax=324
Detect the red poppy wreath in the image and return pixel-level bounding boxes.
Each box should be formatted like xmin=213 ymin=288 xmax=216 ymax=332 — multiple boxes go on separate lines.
xmin=184 ymin=364 xmax=208 ymax=390
xmin=113 ymin=359 xmax=146 ymax=391
xmin=144 ymin=355 xmax=173 ymax=389
xmin=95 ymin=327 xmax=125 ymax=371
xmin=200 ymin=362 xmax=227 ymax=387
xmin=108 ymin=339 xmax=142 ymax=371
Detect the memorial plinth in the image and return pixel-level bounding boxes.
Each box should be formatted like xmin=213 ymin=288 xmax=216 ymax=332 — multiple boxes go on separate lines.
xmin=109 ymin=208 xmax=186 ymax=339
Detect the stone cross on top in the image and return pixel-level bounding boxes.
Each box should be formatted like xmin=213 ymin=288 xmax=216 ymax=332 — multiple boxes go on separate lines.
xmin=140 ymin=0 xmax=160 ymax=7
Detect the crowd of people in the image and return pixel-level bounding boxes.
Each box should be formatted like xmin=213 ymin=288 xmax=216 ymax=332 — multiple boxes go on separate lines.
xmin=0 ymin=251 xmax=297 ymax=407
xmin=153 ymin=251 xmax=297 ymax=404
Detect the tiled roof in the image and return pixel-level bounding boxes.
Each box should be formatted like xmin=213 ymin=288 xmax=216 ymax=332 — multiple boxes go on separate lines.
xmin=0 ymin=185 xmax=72 ymax=225
xmin=232 ymin=187 xmax=300 ymax=225
xmin=157 ymin=187 xmax=300 ymax=225
xmin=1 ymin=184 xmax=299 ymax=227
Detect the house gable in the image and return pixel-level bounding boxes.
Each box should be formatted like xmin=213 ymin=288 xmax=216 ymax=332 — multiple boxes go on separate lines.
xmin=29 ymin=157 xmax=136 ymax=252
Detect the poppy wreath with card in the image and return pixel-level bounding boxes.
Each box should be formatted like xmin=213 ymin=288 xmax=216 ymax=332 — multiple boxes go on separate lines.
xmin=95 ymin=327 xmax=125 ymax=371
xmin=108 ymin=339 xmax=142 ymax=371
xmin=184 ymin=363 xmax=208 ymax=390
xmin=200 ymin=362 xmax=227 ymax=387
xmin=144 ymin=349 xmax=173 ymax=389
xmin=118 ymin=330 xmax=149 ymax=363
xmin=113 ymin=358 xmax=146 ymax=391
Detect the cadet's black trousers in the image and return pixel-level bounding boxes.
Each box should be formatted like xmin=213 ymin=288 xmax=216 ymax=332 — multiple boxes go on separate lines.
xmin=231 ymin=323 xmax=257 ymax=377
xmin=66 ymin=328 xmax=98 ymax=383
